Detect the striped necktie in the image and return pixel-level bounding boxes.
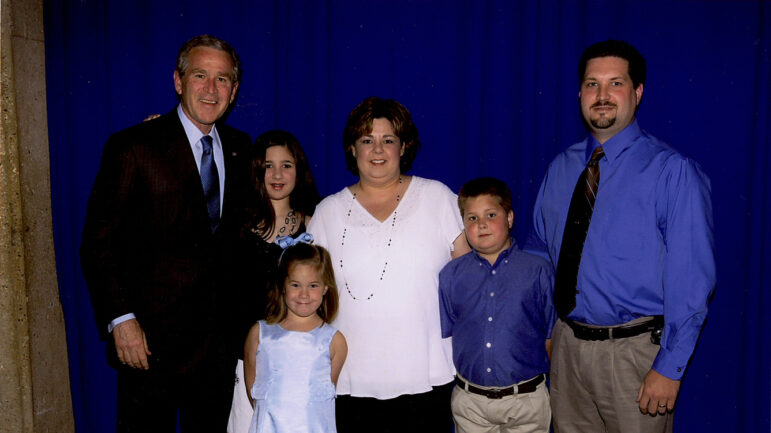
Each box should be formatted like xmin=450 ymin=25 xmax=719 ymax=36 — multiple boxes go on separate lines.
xmin=553 ymin=146 xmax=604 ymax=319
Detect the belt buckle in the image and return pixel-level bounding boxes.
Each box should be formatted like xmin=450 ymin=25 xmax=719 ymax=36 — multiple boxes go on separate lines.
xmin=481 ymin=387 xmax=508 ymax=399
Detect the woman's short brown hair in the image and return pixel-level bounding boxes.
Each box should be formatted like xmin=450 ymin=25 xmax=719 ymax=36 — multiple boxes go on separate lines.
xmin=342 ymin=97 xmax=421 ymax=175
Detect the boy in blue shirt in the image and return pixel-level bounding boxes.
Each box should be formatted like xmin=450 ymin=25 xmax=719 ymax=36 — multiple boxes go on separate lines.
xmin=439 ymin=177 xmax=556 ymax=433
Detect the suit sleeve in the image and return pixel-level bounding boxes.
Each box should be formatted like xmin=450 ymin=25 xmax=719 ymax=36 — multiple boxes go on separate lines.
xmin=81 ymin=134 xmax=141 ymax=339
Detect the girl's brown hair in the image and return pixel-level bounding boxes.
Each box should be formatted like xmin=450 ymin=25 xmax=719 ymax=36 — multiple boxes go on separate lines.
xmin=244 ymin=130 xmax=320 ymax=240
xmin=265 ymin=242 xmax=339 ymax=324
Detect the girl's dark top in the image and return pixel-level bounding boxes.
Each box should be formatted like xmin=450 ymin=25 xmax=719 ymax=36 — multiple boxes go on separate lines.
xmin=231 ymin=222 xmax=306 ymax=359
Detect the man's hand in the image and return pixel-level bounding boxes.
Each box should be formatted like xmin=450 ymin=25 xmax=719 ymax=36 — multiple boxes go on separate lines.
xmin=636 ymin=368 xmax=680 ymax=415
xmin=113 ymin=319 xmax=151 ymax=370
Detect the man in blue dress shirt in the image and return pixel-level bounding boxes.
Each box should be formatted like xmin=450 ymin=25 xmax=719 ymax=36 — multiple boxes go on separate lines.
xmin=440 ymin=177 xmax=556 ymax=433
xmin=528 ymin=40 xmax=715 ymax=433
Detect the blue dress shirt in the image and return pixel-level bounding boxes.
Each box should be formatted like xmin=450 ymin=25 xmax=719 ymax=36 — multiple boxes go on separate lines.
xmin=439 ymin=240 xmax=556 ymax=387
xmin=177 ymin=104 xmax=225 ymax=213
xmin=527 ymin=121 xmax=715 ymax=380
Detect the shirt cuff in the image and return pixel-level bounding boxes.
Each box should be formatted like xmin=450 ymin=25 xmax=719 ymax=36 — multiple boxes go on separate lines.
xmin=651 ymin=347 xmax=687 ymax=380
xmin=108 ymin=313 xmax=136 ymax=333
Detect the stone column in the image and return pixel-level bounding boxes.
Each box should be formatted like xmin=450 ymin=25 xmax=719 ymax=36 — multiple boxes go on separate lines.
xmin=0 ymin=0 xmax=74 ymax=431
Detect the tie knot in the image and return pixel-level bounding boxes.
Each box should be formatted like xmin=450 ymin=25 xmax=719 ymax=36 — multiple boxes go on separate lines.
xmin=201 ymin=135 xmax=213 ymax=154
xmin=589 ymin=146 xmax=604 ymax=165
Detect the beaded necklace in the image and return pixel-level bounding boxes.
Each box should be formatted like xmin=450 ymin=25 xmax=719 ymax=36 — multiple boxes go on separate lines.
xmin=339 ymin=177 xmax=403 ymax=301
xmin=277 ymin=209 xmax=298 ymax=236
xmin=253 ymin=209 xmax=298 ymax=243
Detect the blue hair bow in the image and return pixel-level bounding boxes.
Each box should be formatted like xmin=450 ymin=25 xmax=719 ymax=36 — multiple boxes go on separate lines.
xmin=275 ymin=232 xmax=314 ymax=250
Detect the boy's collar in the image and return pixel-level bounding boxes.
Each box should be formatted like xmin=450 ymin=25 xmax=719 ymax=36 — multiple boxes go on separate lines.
xmin=471 ymin=236 xmax=518 ymax=267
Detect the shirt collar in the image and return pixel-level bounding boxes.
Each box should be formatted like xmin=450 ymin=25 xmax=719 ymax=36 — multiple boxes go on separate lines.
xmin=471 ymin=236 xmax=519 ymax=268
xmin=176 ymin=104 xmax=220 ymax=148
xmin=586 ymin=119 xmax=642 ymax=164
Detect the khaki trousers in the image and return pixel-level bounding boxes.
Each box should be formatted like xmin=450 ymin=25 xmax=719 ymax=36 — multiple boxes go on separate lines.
xmin=550 ymin=318 xmax=673 ymax=433
xmin=451 ymin=378 xmax=551 ymax=433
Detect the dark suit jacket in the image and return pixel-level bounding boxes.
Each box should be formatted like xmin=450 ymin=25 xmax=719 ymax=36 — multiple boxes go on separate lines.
xmin=81 ymin=110 xmax=252 ymax=373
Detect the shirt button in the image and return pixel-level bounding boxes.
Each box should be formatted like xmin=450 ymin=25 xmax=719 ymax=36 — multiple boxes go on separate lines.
xmin=486 ymin=368 xmax=491 ymax=373
xmin=486 ymin=342 xmax=492 ymax=348
xmin=491 ymin=270 xmax=496 ymax=275
xmin=677 ymin=367 xmax=682 ymax=372
xmin=490 ymin=292 xmax=494 ymax=297
xmin=488 ymin=317 xmax=493 ymax=322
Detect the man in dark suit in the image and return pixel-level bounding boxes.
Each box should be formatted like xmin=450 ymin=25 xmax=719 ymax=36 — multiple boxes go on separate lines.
xmin=81 ymin=34 xmax=252 ymax=432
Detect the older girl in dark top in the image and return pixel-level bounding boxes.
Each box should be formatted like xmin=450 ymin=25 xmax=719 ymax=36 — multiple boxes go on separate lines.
xmin=228 ymin=130 xmax=320 ymax=433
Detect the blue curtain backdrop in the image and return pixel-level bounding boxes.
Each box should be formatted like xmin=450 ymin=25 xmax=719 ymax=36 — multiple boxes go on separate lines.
xmin=44 ymin=1 xmax=769 ymax=432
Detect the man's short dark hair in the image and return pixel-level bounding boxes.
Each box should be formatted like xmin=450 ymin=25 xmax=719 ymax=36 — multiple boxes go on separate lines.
xmin=342 ymin=97 xmax=421 ymax=176
xmin=176 ymin=34 xmax=241 ymax=83
xmin=458 ymin=177 xmax=513 ymax=218
xmin=578 ymin=40 xmax=646 ymax=89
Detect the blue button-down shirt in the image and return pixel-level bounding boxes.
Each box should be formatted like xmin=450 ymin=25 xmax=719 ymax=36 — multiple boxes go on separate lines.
xmin=439 ymin=240 xmax=556 ymax=387
xmin=527 ymin=121 xmax=715 ymax=380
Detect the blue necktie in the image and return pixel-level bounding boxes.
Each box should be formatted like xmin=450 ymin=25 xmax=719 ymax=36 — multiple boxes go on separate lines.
xmin=200 ymin=135 xmax=220 ymax=232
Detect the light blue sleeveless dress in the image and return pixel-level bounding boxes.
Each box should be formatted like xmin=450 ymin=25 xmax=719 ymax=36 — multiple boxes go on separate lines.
xmin=248 ymin=321 xmax=338 ymax=433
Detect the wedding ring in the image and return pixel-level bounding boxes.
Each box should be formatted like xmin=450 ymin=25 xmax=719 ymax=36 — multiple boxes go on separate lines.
xmin=658 ymin=404 xmax=667 ymax=408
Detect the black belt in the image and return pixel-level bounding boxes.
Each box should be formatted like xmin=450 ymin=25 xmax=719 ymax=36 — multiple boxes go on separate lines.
xmin=565 ymin=316 xmax=664 ymax=343
xmin=454 ymin=374 xmax=544 ymax=399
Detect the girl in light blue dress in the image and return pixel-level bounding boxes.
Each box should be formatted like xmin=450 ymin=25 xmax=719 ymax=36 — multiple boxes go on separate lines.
xmin=244 ymin=239 xmax=347 ymax=433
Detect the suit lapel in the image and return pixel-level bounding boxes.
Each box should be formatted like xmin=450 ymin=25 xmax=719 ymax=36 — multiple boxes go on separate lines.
xmin=218 ymin=125 xmax=244 ymax=225
xmin=159 ymin=111 xmax=213 ymax=236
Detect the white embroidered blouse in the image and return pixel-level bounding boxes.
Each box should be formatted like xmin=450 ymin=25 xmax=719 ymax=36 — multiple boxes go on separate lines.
xmin=308 ymin=176 xmax=463 ymax=399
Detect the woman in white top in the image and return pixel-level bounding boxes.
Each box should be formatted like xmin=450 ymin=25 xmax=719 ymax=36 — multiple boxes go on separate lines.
xmin=307 ymin=97 xmax=470 ymax=432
